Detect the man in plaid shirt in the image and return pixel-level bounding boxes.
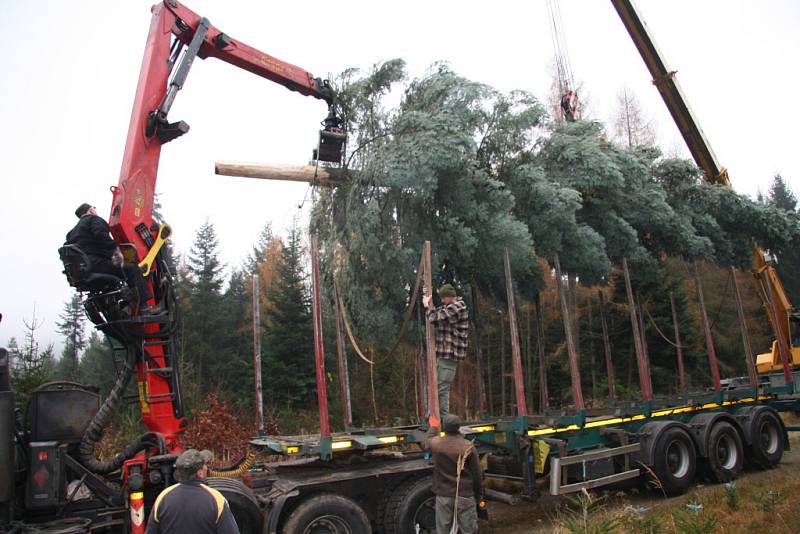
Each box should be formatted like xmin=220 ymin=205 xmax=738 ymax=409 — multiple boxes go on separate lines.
xmin=423 ymin=283 xmax=469 ymax=419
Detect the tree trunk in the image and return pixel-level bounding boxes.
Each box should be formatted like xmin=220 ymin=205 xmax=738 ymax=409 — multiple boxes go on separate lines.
xmin=598 ymin=291 xmax=617 ymax=401
xmin=692 ymin=262 xmax=721 ymax=391
xmin=554 ymin=254 xmax=584 ymax=409
xmin=731 ymin=268 xmax=758 ymax=388
xmin=669 ymin=291 xmax=688 ymax=393
xmin=535 ymin=294 xmax=549 ymax=412
xmin=622 ymin=257 xmax=652 ymax=400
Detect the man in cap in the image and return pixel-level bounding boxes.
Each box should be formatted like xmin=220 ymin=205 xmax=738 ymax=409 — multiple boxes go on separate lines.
xmin=146 ymin=449 xmax=239 ymax=534
xmin=65 ymin=203 xmax=160 ymax=314
xmin=426 ymin=414 xmax=484 ymax=534
xmin=423 ymin=283 xmax=469 ymax=420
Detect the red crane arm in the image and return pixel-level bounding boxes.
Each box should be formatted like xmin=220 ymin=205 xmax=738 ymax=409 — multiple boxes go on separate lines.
xmin=106 ymin=1 xmax=334 ymax=444
xmin=109 ymin=0 xmax=331 ymax=242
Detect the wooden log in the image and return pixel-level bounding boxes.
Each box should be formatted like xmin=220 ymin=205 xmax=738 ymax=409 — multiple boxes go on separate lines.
xmin=214 ymin=161 xmax=349 ymax=186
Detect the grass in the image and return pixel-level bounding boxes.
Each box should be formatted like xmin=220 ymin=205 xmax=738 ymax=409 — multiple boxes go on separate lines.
xmin=548 ymin=432 xmax=800 ymax=534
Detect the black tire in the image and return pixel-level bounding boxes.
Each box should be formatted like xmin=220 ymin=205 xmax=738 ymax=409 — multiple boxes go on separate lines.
xmin=701 ymin=422 xmax=743 ymax=483
xmin=205 ymin=477 xmax=263 ymax=534
xmin=283 ymin=493 xmax=370 ymax=534
xmin=383 ymin=475 xmax=436 ymax=534
xmin=747 ymin=410 xmax=784 ymax=470
xmin=648 ymin=426 xmax=696 ymax=496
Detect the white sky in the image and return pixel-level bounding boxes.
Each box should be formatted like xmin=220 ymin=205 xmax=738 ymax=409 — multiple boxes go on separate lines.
xmin=1 ymin=0 xmax=798 ymax=352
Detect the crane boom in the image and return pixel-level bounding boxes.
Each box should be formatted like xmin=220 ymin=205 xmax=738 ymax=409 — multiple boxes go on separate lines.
xmin=610 ymin=0 xmax=797 ymax=381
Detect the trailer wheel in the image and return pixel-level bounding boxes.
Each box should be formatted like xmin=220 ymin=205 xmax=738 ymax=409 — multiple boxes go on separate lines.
xmin=701 ymin=422 xmax=743 ymax=483
xmin=205 ymin=477 xmax=262 ymax=534
xmin=283 ymin=493 xmax=370 ymax=534
xmin=649 ymin=427 xmax=696 ymax=496
xmin=383 ymin=475 xmax=436 ymax=534
xmin=747 ymin=410 xmax=784 ymax=470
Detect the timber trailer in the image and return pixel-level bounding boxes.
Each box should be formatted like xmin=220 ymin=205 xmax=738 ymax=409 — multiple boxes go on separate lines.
xmin=2 ymin=0 xmax=799 ymax=533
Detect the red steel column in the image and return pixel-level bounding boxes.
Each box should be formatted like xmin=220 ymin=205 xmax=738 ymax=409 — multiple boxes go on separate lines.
xmin=692 ymin=262 xmax=722 ymax=391
xmin=503 ymin=248 xmax=528 ymax=416
xmin=423 ymin=241 xmax=441 ymax=427
xmin=554 ymin=255 xmax=584 ymax=409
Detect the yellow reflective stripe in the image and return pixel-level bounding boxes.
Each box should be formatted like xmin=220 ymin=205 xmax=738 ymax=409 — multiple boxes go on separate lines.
xmin=526 ymin=398 xmax=759 ymax=437
xmin=151 ymin=484 xmax=180 ymax=523
xmin=200 ymin=484 xmax=227 ymax=523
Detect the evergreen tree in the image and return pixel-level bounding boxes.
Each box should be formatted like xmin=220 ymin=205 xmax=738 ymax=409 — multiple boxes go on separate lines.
xmin=9 ymin=309 xmax=55 ymax=409
xmin=263 ymin=225 xmax=314 ymax=410
xmin=183 ymin=219 xmax=226 ymax=388
xmin=245 ymin=222 xmax=274 ymax=273
xmin=55 ymin=292 xmax=86 ymax=380
xmin=77 ymin=332 xmax=116 ymax=395
xmin=766 ymin=174 xmax=800 ymax=304
xmin=216 ymin=268 xmax=256 ymax=408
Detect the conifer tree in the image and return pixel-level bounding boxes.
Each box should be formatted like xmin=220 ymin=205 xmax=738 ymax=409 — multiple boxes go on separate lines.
xmin=263 ymin=224 xmax=314 ymax=410
xmin=766 ymin=174 xmax=799 ymax=304
xmin=55 ymin=292 xmax=86 ymax=380
xmin=183 ymin=219 xmax=225 ymax=388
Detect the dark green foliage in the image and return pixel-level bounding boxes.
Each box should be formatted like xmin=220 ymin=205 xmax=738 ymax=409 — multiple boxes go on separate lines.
xmin=77 ymin=332 xmax=117 ymax=395
xmin=263 ymin=223 xmax=315 ymax=409
xmin=181 ymin=219 xmax=225 ymax=391
xmin=766 ymin=174 xmax=800 ymax=304
xmin=55 ymin=292 xmax=86 ymax=380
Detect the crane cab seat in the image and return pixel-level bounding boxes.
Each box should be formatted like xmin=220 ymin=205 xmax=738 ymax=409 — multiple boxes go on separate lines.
xmin=58 ymin=244 xmax=124 ymax=293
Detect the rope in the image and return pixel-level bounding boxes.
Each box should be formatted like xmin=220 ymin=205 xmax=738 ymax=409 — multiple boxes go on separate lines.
xmin=334 ymin=276 xmax=374 ymax=365
xmin=643 ymin=302 xmax=686 ymax=349
xmin=333 ymin=249 xmax=426 ymax=364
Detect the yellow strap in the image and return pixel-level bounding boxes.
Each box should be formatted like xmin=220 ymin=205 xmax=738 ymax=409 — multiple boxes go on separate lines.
xmin=151 ymin=483 xmax=180 ymax=523
xmin=200 ymin=484 xmax=227 ymax=523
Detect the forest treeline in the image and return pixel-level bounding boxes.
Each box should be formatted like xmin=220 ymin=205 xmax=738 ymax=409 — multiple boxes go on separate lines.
xmin=6 ymin=60 xmax=800 ymax=439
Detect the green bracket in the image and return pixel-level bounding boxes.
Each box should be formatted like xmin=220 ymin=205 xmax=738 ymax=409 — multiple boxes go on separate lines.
xmin=640 ymin=401 xmax=652 ymax=418
xmin=318 ymin=436 xmax=333 ymax=461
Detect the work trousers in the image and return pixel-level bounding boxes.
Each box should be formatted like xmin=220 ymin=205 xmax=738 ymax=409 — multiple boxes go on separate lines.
xmin=90 ymin=256 xmax=153 ymax=303
xmin=435 ymin=495 xmax=477 ymax=534
xmin=437 ymin=358 xmax=459 ymax=420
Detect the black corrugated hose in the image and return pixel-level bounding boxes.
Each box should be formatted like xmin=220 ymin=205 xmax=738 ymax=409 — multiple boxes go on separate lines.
xmin=77 ymin=347 xmax=166 ymax=474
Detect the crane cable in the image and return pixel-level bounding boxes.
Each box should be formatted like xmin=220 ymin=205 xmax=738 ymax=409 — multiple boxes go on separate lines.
xmin=546 ymin=0 xmax=576 ymax=94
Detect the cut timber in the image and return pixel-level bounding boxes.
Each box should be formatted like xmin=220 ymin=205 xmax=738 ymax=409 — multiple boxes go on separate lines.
xmin=214 ymin=161 xmax=348 ymax=186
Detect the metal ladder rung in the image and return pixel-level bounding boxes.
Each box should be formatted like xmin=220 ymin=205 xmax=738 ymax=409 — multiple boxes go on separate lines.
xmin=144 ymin=339 xmax=171 ymax=346
xmin=146 ymin=367 xmax=173 ymax=373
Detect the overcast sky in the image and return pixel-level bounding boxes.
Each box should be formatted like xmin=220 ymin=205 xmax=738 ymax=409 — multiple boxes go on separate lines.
xmin=1 ymin=0 xmax=798 ymax=353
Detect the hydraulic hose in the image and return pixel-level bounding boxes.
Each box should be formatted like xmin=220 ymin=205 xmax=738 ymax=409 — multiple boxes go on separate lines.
xmin=208 ymin=449 xmax=257 ymax=478
xmin=77 ymin=349 xmax=166 ymax=473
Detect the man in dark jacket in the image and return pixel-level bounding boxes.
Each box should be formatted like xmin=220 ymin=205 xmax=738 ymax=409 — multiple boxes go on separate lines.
xmin=65 ymin=203 xmax=157 ymax=312
xmin=423 ymin=284 xmax=469 ymax=420
xmin=146 ymin=449 xmax=239 ymax=534
xmin=427 ymin=414 xmax=483 ymax=534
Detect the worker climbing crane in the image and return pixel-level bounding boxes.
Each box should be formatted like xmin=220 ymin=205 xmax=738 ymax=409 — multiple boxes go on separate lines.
xmin=547 ymin=0 xmax=580 ymax=121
